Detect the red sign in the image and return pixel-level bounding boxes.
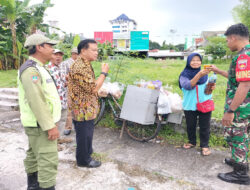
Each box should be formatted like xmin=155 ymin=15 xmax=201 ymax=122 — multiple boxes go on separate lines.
xmin=94 ymin=32 xmax=113 ymax=44
xmin=195 ymin=38 xmax=204 ymax=46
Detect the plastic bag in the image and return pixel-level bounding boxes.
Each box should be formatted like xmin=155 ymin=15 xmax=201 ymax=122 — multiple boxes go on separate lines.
xmin=134 ymin=80 xmax=162 ymax=90
xmin=157 ymin=88 xmax=171 ymax=114
xmin=98 ymin=82 xmax=109 ymax=97
xmin=163 ymin=84 xmax=173 ymax=92
xmin=167 ymin=92 xmax=183 ymax=113
xmin=152 ymin=80 xmax=162 ymax=90
xmin=98 ymin=81 xmax=125 ymax=99
xmin=110 ymin=82 xmax=125 ymax=99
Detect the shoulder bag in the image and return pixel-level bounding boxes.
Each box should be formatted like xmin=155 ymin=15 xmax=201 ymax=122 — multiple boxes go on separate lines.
xmin=196 ymin=85 xmax=214 ymax=113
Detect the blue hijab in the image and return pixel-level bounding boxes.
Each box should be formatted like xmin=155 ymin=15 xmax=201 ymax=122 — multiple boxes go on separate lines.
xmin=178 ymin=53 xmax=208 ymax=89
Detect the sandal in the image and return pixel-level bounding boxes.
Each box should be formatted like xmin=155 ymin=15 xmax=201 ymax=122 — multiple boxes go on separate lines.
xmin=183 ymin=143 xmax=196 ymax=149
xmin=201 ymin=148 xmax=211 ymax=156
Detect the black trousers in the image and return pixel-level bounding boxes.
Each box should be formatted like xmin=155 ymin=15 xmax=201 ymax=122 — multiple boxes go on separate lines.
xmin=73 ymin=119 xmax=94 ymax=165
xmin=184 ymin=110 xmax=211 ymax=148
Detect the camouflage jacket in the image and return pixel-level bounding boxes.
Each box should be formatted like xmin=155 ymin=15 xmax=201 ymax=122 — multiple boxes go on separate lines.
xmin=225 ymin=44 xmax=250 ymax=122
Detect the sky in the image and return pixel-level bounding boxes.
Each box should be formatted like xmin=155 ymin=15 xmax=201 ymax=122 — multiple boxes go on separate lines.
xmin=31 ymin=0 xmax=240 ymax=45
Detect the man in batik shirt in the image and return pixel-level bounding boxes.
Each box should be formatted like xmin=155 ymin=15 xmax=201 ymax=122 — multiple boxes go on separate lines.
xmin=47 ymin=49 xmax=68 ymax=132
xmin=211 ymin=23 xmax=250 ymax=185
xmin=68 ymin=39 xmax=109 ymax=168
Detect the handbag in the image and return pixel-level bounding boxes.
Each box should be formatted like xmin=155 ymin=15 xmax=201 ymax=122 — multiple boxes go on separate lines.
xmin=196 ymin=85 xmax=214 ymax=113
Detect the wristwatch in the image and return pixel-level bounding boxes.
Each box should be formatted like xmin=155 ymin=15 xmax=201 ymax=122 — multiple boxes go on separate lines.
xmin=101 ymin=72 xmax=108 ymax=77
xmin=226 ymin=107 xmax=235 ymax=113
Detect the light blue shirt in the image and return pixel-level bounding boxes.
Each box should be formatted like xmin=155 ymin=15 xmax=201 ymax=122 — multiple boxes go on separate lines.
xmin=181 ymin=82 xmax=212 ymax=111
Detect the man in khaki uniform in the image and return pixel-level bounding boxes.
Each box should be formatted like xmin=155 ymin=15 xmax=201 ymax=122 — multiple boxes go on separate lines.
xmin=18 ymin=34 xmax=61 ymax=190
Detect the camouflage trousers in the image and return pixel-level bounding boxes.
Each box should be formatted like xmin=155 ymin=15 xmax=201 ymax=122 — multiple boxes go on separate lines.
xmin=224 ymin=120 xmax=249 ymax=164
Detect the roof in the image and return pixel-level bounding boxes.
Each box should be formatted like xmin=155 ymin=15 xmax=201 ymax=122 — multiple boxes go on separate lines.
xmin=148 ymin=50 xmax=184 ymax=57
xmin=110 ymin=14 xmax=137 ymax=25
xmin=199 ymin=31 xmax=225 ymax=46
xmin=201 ymin=31 xmax=225 ymax=39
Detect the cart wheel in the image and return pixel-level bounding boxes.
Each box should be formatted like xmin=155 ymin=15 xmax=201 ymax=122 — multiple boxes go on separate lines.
xmin=94 ymin=98 xmax=106 ymax=126
xmin=124 ymin=117 xmax=162 ymax=142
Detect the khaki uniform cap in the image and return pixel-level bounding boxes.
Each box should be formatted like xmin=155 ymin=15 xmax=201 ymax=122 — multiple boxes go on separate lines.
xmin=71 ymin=47 xmax=78 ymax=54
xmin=24 ymin=34 xmax=58 ymax=48
xmin=54 ymin=49 xmax=64 ymax=54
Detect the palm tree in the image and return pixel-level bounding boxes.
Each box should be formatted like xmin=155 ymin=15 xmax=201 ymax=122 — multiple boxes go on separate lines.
xmin=0 ymin=0 xmax=52 ymax=68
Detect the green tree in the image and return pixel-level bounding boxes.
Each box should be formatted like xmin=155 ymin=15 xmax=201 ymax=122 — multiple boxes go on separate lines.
xmin=73 ymin=34 xmax=81 ymax=47
xmin=28 ymin=0 xmax=53 ymax=34
xmin=0 ymin=0 xmax=19 ymax=68
xmin=97 ymin=42 xmax=114 ymax=61
xmin=203 ymin=36 xmax=235 ymax=60
xmin=0 ymin=0 xmax=53 ymax=69
xmin=160 ymin=40 xmax=168 ymax=50
xmin=232 ymin=0 xmax=250 ymax=32
xmin=175 ymin=44 xmax=185 ymax=51
xmin=149 ymin=40 xmax=161 ymax=50
xmin=160 ymin=41 xmax=178 ymax=51
xmin=63 ymin=33 xmax=74 ymax=45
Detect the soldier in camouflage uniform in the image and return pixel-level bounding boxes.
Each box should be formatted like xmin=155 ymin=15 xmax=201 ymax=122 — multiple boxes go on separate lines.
xmin=211 ymin=23 xmax=250 ymax=185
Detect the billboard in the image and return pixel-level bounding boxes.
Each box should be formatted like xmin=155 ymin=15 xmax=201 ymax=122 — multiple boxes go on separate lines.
xmin=130 ymin=31 xmax=149 ymax=51
xmin=94 ymin=32 xmax=113 ymax=44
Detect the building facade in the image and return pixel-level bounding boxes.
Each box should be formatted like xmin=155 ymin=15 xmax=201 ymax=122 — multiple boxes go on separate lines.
xmin=110 ymin=14 xmax=137 ymax=51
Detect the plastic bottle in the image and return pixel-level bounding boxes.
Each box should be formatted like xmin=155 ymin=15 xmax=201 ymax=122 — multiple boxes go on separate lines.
xmin=205 ymin=73 xmax=217 ymax=95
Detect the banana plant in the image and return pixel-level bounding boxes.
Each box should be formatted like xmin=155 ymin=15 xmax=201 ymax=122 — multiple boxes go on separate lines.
xmin=0 ymin=0 xmax=53 ymax=69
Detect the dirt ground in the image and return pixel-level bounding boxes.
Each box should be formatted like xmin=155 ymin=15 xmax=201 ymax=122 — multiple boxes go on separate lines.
xmin=0 ymin=119 xmax=249 ymax=190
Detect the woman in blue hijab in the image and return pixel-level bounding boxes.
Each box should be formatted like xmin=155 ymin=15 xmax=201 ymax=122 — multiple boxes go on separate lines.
xmin=179 ymin=53 xmax=214 ymax=156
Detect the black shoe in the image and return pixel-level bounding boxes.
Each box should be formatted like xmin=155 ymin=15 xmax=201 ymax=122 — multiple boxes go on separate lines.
xmin=39 ymin=186 xmax=55 ymax=190
xmin=63 ymin=129 xmax=71 ymax=136
xmin=225 ymin=158 xmax=236 ymax=167
xmin=218 ymin=163 xmax=250 ymax=185
xmin=225 ymin=158 xmax=249 ymax=171
xmin=27 ymin=172 xmax=39 ymax=190
xmin=78 ymin=160 xmax=101 ymax=168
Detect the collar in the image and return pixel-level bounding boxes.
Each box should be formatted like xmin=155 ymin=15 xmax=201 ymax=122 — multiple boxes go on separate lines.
xmin=245 ymin=44 xmax=250 ymax=49
xmin=29 ymin=56 xmax=44 ymax=67
xmin=79 ymin=56 xmax=91 ymax=65
xmin=239 ymin=44 xmax=250 ymax=54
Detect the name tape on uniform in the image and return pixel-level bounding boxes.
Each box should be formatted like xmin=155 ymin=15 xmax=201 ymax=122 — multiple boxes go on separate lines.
xmin=236 ymin=54 xmax=250 ymax=82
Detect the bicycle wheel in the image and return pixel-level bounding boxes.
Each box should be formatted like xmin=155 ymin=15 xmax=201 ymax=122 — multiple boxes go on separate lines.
xmin=94 ymin=98 xmax=106 ymax=126
xmin=124 ymin=116 xmax=162 ymax=142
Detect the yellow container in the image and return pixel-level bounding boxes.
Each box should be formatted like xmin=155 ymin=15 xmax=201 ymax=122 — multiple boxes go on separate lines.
xmin=147 ymin=84 xmax=155 ymax=89
xmin=204 ymin=64 xmax=211 ymax=69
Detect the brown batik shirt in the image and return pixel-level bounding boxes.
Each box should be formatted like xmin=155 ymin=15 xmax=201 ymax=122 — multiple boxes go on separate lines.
xmin=68 ymin=56 xmax=99 ymax=121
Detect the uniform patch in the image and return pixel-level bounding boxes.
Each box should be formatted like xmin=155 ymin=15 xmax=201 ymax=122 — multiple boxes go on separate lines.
xmin=237 ymin=57 xmax=247 ymax=70
xmin=236 ymin=54 xmax=250 ymax=82
xmin=31 ymin=75 xmax=39 ymax=83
